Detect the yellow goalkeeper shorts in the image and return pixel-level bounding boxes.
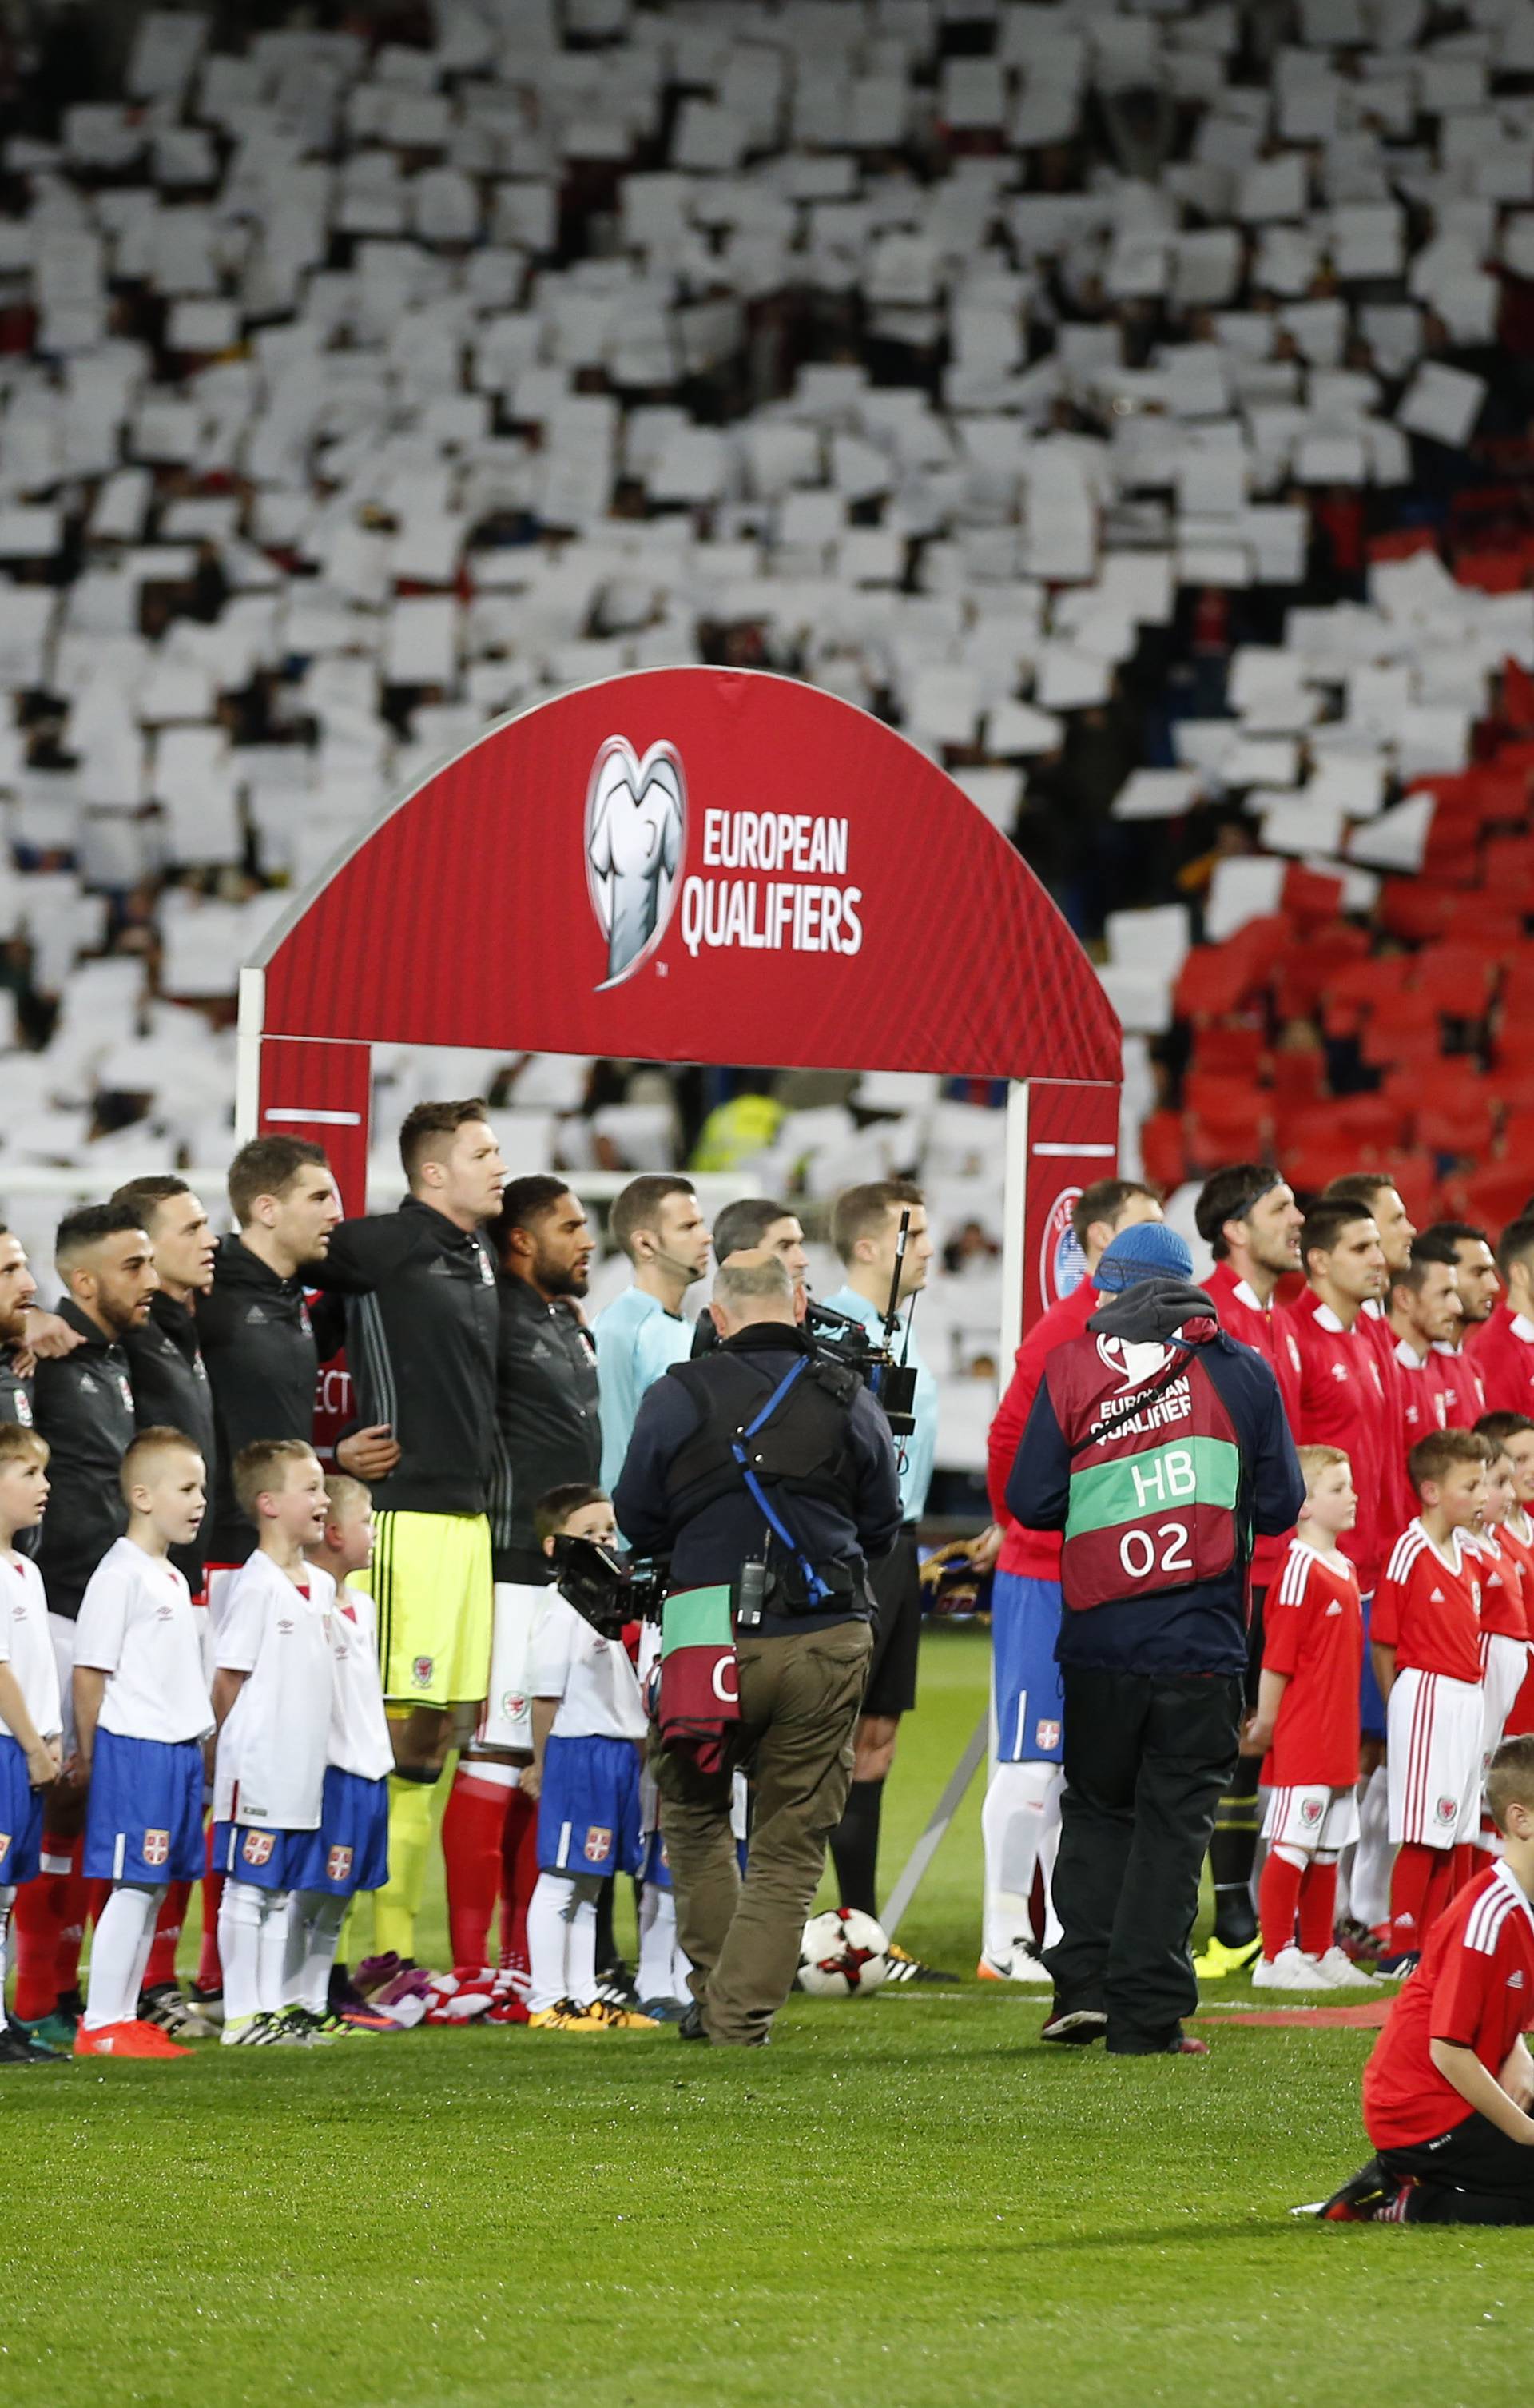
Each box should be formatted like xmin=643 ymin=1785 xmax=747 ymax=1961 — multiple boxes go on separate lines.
xmin=353 ymin=1510 xmax=493 ymax=1708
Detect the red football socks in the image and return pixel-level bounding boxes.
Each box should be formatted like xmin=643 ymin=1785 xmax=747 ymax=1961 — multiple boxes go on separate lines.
xmin=143 ymin=1880 xmax=192 ymax=1992
xmin=1258 ymin=1850 xmax=1304 ymax=1960
xmin=1388 ymin=1841 xmax=1437 ymax=1955
xmin=1297 ymin=1860 xmax=1338 ymax=1960
xmin=443 ymin=1765 xmax=511 ymax=1969
xmin=499 ymin=1785 xmax=539 ymax=1975
xmin=10 ymin=1845 xmax=72 ymax=2020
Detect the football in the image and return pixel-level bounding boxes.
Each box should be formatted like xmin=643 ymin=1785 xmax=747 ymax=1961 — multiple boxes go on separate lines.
xmin=797 ymin=1907 xmax=893 ymax=1997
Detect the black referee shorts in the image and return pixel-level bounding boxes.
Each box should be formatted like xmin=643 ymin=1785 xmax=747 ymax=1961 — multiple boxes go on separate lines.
xmin=860 ymin=1527 xmax=923 ymax=1721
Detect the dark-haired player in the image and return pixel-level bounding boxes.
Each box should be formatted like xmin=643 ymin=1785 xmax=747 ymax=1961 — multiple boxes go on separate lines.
xmin=1417 ymin=1222 xmax=1496 ymax=1427
xmin=312 ymin=1099 xmax=507 ymax=1963
xmin=1468 ymin=1216 xmax=1534 ymax=1417
xmin=1291 ymin=1198 xmax=1394 ymax=1945
xmin=1191 ymin=1164 xmax=1304 ymax=1973
xmin=442 ymin=1176 xmax=599 ymax=1984
xmin=12 ymin=1203 xmax=155 ymax=2047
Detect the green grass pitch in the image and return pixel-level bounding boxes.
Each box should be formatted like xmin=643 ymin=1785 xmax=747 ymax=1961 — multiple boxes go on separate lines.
xmin=10 ymin=1630 xmax=1534 ymax=2408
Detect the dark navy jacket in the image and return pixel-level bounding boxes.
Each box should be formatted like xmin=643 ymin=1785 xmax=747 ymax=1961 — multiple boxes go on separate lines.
xmin=1007 ymin=1280 xmax=1305 ymax=1678
xmin=614 ymin=1321 xmax=902 ymax=1636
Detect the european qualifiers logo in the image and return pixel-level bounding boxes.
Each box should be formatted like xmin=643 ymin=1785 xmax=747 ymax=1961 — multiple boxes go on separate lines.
xmin=585 ymin=734 xmax=686 ymax=989
xmin=1039 ymin=1186 xmax=1087 ymax=1307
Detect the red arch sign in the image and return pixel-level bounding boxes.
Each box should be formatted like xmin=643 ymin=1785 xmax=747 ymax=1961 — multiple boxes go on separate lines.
xmin=239 ymin=669 xmax=1120 ymax=1337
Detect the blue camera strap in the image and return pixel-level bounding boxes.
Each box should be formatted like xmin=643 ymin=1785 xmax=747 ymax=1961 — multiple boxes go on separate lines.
xmin=730 ymin=1358 xmax=831 ymax=1607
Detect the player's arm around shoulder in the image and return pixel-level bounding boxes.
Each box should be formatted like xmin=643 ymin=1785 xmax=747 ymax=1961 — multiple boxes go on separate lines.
xmin=308 ymin=1212 xmax=416 ymax=1293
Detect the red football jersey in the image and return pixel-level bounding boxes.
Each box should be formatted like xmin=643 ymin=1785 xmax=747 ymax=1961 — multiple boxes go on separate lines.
xmin=1373 ymin=1519 xmax=1484 ymax=1685
xmin=988 ymin=1277 xmax=1097 ymax=1581
xmin=1261 ymin=1537 xmax=1363 ymax=1787
xmin=1364 ymin=1859 xmax=1534 ymax=2150
xmin=1432 ymin=1341 xmax=1487 ymax=1431
xmin=1290 ymin=1293 xmax=1392 ymax=1592
xmin=1394 ymin=1339 xmax=1447 ymax=1450
xmin=1361 ymin=1304 xmax=1417 ymax=1538
xmin=1502 ymin=1513 xmax=1534 ymax=1737
xmin=1472 ymin=1526 xmax=1529 ymax=1642
xmin=1206 ymin=1262 xmax=1302 ymax=1591
xmin=1467 ymin=1304 xmax=1534 ymax=1418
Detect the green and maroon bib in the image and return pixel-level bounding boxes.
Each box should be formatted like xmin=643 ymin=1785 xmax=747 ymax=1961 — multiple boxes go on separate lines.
xmin=1043 ymin=1328 xmax=1241 ymax=1610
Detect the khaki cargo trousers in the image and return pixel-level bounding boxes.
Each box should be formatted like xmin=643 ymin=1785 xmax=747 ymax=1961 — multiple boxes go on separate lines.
xmin=654 ymin=1618 xmax=873 ymax=2046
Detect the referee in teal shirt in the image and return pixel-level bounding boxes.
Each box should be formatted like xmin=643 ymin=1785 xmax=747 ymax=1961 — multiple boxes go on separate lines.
xmin=822 ymin=1178 xmax=954 ymax=1982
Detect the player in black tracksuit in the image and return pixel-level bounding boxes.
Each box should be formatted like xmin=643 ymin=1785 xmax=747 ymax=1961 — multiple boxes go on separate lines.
xmin=195 ymin=1136 xmax=359 ymax=1570
xmin=111 ymin=1180 xmax=221 ymax=1598
xmin=199 ymin=1232 xmax=332 ymax=1566
xmin=19 ymin=1204 xmax=157 ymax=2028
xmin=441 ymin=1177 xmax=602 ymax=1984
xmin=307 ymin=1099 xmax=507 ymax=1960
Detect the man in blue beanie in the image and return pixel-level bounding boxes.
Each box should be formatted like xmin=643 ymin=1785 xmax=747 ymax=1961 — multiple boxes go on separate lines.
xmin=1007 ymin=1224 xmax=1305 ymax=2055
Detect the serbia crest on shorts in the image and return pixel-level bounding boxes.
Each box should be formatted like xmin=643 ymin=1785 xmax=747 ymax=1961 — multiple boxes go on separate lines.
xmin=584 ymin=1825 xmax=613 ymax=1864
xmin=142 ymin=1828 xmax=169 ymax=1866
xmin=1039 ymin=1188 xmax=1087 ymax=1307
xmin=1035 ymin=1719 xmax=1061 ymax=1752
xmin=327 ymin=1845 xmax=353 ymax=1884
xmin=0 ymin=1832 xmax=10 ymax=1866
xmin=243 ymin=1830 xmax=276 ymax=1865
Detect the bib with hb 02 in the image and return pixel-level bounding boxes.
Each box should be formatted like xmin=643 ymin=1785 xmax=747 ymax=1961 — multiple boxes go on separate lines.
xmin=1044 ymin=1329 xmax=1241 ymax=1610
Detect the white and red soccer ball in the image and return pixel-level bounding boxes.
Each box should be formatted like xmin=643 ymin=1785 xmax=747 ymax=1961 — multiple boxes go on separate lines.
xmin=797 ymin=1907 xmax=893 ymax=1998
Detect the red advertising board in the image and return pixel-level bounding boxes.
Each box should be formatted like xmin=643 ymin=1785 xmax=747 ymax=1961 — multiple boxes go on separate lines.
xmin=252 ymin=668 xmax=1120 ymax=1087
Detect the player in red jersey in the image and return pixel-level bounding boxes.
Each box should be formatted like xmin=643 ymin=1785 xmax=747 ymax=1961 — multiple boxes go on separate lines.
xmin=1419 ymin=1222 xmax=1496 ymax=1427
xmin=1248 ymin=1446 xmax=1373 ymax=1991
xmin=980 ymin=1176 xmax=1160 ymax=1981
xmin=1309 ymin=1735 xmax=1534 ymax=2227
xmin=1480 ymin=1411 xmax=1534 ymax=1739
xmin=1290 ymin=1198 xmax=1395 ymax=1943
xmin=1373 ymin=1428 xmax=1488 ymax=1969
xmin=1468 ymin=1215 xmax=1534 ymax=1416
xmin=1385 ymin=1247 xmax=1462 ymax=1456
xmin=1191 ymin=1164 xmax=1305 ymax=1975
xmin=1472 ymin=1423 xmax=1532 ymax=1765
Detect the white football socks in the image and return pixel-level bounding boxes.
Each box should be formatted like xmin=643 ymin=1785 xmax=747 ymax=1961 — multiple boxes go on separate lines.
xmin=527 ymin=1869 xmax=603 ymax=2012
xmin=638 ymin=1880 xmax=692 ymax=2003
xmin=282 ymin=1890 xmax=348 ymax=2016
xmin=981 ymin=1760 xmax=1063 ymax=1961
xmin=219 ymin=1878 xmax=292 ymax=2023
xmin=83 ymin=1882 xmax=165 ymax=2029
xmin=1350 ymin=1765 xmax=1393 ymax=1934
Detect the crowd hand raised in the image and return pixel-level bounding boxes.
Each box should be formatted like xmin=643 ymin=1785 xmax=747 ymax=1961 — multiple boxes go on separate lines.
xmin=336 ymin=1424 xmax=402 ymax=1479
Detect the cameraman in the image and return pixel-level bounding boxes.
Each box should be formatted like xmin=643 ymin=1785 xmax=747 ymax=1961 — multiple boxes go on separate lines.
xmin=614 ymin=1253 xmax=901 ymax=2047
